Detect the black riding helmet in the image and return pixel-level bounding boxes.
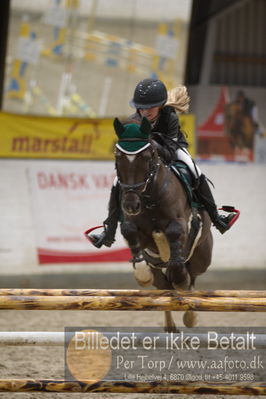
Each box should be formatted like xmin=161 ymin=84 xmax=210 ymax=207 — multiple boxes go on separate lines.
xmin=130 ymin=78 xmax=168 ymax=109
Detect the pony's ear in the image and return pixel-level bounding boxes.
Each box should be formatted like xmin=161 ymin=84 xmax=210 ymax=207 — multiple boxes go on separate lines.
xmin=140 ymin=117 xmax=151 ymax=136
xmin=113 ymin=118 xmax=125 ymax=138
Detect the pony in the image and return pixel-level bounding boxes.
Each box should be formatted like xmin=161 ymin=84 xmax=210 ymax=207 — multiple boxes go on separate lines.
xmin=114 ymin=117 xmax=213 ymax=330
xmin=224 ymin=102 xmax=256 ymax=150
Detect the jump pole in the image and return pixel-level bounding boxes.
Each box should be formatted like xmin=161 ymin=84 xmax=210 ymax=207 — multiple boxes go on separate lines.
xmin=1 ymin=331 xmax=266 ymax=347
xmin=0 ymin=379 xmax=265 ymax=394
xmin=1 ymin=289 xmax=266 ymax=395
xmin=0 ymin=332 xmax=65 ymax=346
xmin=0 ymin=294 xmax=266 ymax=311
xmin=1 ymin=288 xmax=266 ymax=297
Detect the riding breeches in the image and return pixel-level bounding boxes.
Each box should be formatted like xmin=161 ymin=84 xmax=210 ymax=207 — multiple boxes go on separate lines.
xmin=176 ymin=148 xmax=201 ymax=179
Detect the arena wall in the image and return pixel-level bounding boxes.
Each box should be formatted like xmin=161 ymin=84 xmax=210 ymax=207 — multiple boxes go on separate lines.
xmin=0 ymin=159 xmax=265 ymax=284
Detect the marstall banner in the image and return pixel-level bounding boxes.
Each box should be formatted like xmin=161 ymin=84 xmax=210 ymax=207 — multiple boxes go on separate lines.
xmin=27 ymin=161 xmax=130 ymax=264
xmin=0 ymin=112 xmax=116 ymax=160
xmin=0 ymin=112 xmax=195 ymax=159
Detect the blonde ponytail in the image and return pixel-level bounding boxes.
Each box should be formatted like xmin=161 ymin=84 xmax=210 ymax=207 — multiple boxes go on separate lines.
xmin=165 ymin=85 xmax=190 ymax=113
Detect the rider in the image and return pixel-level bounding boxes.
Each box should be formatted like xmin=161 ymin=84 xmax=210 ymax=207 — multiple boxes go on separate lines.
xmin=90 ymin=78 xmax=236 ymax=248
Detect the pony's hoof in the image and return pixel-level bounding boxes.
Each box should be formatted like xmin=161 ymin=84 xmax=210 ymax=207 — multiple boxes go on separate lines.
xmin=164 ymin=325 xmax=180 ymax=333
xmin=183 ymin=310 xmax=198 ymax=328
xmin=166 ymin=261 xmax=190 ymax=290
xmin=133 ymin=262 xmax=154 ymax=287
xmin=172 ymin=270 xmax=190 ymax=290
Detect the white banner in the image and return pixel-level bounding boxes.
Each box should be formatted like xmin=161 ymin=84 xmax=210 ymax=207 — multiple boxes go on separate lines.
xmin=27 ymin=161 xmax=130 ymax=264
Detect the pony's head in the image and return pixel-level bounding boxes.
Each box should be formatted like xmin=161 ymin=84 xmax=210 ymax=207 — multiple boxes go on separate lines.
xmin=114 ymin=117 xmax=158 ymax=216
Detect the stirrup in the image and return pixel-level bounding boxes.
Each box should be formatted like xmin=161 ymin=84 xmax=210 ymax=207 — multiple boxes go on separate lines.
xmin=89 ymin=231 xmax=115 ymax=248
xmin=214 ymin=215 xmax=233 ymax=234
xmin=215 ymin=206 xmax=240 ymax=234
xmin=219 ymin=206 xmax=240 ymax=227
xmin=89 ymin=231 xmax=108 ymax=248
xmin=84 ymin=225 xmax=107 ymax=248
xmin=84 ymin=224 xmax=116 ymax=248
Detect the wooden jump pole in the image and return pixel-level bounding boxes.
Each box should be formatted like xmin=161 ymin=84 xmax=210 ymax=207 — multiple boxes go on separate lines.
xmin=0 ymin=295 xmax=266 ymax=311
xmin=0 ymin=379 xmax=265 ymax=394
xmin=0 ymin=289 xmax=266 ymax=298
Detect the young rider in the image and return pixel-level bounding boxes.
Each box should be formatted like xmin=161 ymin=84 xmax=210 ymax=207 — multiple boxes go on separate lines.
xmin=90 ymin=78 xmax=236 ymax=248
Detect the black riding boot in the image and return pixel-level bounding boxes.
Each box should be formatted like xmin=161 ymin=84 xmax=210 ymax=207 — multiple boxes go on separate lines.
xmin=90 ymin=183 xmax=120 ymax=248
xmin=196 ymin=174 xmax=235 ymax=234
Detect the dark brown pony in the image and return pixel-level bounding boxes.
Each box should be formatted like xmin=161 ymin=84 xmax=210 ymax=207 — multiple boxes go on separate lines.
xmin=114 ymin=118 xmax=213 ymax=330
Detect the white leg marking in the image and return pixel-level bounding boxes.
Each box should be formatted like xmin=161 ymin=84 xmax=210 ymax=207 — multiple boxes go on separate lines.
xmin=133 ymin=262 xmax=154 ymax=287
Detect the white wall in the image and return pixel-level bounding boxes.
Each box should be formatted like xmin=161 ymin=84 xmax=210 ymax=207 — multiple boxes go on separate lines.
xmin=0 ymin=159 xmax=265 ymax=278
xmin=200 ymin=161 xmax=266 ymax=270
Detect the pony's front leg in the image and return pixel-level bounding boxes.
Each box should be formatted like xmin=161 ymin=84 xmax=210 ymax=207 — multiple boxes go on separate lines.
xmin=121 ymin=221 xmax=153 ymax=287
xmin=121 ymin=221 xmax=142 ymax=261
xmin=164 ymin=219 xmax=190 ymax=289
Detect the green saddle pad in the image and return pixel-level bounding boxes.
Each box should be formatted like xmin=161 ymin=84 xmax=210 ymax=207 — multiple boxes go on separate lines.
xmin=170 ymin=162 xmax=201 ymax=208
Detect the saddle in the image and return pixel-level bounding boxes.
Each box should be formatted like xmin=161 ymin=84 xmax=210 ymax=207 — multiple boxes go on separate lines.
xmin=170 ymin=161 xmax=203 ymax=262
xmin=170 ymin=161 xmax=200 ymax=208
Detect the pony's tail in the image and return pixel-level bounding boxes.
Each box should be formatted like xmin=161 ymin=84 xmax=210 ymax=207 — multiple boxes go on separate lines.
xmin=165 ymin=85 xmax=190 ymax=114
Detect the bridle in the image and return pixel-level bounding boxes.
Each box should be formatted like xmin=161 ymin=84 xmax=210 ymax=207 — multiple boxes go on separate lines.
xmin=115 ymin=138 xmax=160 ymax=198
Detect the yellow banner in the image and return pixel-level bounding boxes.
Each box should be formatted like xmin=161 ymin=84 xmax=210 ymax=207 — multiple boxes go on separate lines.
xmin=179 ymin=113 xmax=195 ymax=158
xmin=0 ymin=112 xmax=195 ymax=159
